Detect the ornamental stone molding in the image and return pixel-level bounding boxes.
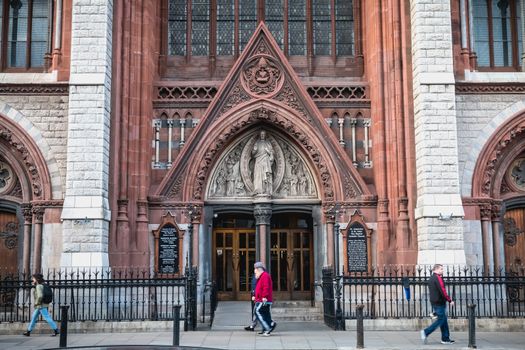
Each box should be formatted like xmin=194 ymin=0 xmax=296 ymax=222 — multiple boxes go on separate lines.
xmin=0 ymin=161 xmax=16 ymax=196
xmin=190 ymin=107 xmax=342 ymax=201
xmin=0 ymin=124 xmax=43 ymax=199
xmin=473 ymin=114 xmax=525 ymax=197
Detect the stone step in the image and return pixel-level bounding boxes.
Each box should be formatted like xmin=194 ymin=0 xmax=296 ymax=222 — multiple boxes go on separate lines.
xmin=272 ymin=313 xmax=324 ymax=321
xmin=271 ymin=307 xmax=322 ymax=314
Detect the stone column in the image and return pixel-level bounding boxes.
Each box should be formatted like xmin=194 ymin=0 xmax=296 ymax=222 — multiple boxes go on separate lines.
xmin=60 ymin=0 xmax=113 ymax=269
xmin=491 ymin=203 xmax=503 ymax=272
xmin=254 ymin=203 xmax=272 ymax=267
xmin=410 ymin=0 xmax=466 ymax=265
xmin=480 ymin=204 xmax=493 ymax=273
xmin=32 ymin=207 xmax=44 ymax=273
xmin=22 ymin=204 xmax=32 ymax=274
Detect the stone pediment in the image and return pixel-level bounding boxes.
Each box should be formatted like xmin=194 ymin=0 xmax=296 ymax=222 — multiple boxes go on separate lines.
xmin=155 ymin=22 xmax=370 ymax=202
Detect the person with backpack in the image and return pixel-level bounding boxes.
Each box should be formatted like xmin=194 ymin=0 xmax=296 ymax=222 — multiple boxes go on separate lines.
xmin=23 ymin=273 xmax=59 ymax=337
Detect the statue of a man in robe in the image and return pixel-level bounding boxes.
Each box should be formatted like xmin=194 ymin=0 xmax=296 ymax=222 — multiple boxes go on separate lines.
xmin=251 ymin=130 xmax=275 ymax=195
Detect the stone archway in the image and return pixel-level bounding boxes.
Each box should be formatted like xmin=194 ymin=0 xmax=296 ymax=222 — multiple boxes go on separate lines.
xmin=0 ymin=111 xmax=56 ymax=272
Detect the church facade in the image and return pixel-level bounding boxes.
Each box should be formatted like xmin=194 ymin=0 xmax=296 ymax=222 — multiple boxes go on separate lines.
xmin=1 ymin=0 xmax=525 ymax=301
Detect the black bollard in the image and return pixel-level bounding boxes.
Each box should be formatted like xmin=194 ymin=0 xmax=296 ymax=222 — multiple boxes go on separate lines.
xmin=356 ymin=304 xmax=364 ymax=349
xmin=467 ymin=304 xmax=477 ymax=349
xmin=59 ymin=305 xmax=69 ymax=348
xmin=173 ymin=304 xmax=182 ymax=346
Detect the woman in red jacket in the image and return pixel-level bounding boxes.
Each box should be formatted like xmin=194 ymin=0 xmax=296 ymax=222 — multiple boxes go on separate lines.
xmin=253 ymin=262 xmax=276 ymax=336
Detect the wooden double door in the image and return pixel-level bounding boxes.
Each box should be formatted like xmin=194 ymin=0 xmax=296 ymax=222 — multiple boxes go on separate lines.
xmin=213 ymin=228 xmax=313 ymax=301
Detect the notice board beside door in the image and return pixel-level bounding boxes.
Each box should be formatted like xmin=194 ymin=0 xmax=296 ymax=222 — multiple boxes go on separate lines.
xmin=152 ymin=212 xmax=184 ymax=276
xmin=343 ymin=210 xmax=372 ymax=274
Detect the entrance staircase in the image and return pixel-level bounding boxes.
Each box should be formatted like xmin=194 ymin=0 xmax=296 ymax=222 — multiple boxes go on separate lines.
xmin=211 ymin=300 xmax=323 ymax=331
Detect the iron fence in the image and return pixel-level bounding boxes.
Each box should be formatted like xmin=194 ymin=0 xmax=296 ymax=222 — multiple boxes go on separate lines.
xmin=321 ymin=265 xmax=525 ymax=329
xmin=0 ymin=267 xmax=198 ymax=328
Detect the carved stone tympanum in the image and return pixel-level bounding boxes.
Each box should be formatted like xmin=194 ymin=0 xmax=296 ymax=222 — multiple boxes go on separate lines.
xmin=207 ymin=129 xmax=318 ymax=200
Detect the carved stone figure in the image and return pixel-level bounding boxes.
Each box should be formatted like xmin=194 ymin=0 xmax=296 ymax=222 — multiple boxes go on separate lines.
xmin=251 ymin=130 xmax=275 ymax=195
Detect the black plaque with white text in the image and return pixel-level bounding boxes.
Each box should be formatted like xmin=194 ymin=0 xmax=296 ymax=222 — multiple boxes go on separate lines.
xmin=158 ymin=224 xmax=179 ymax=274
xmin=347 ymin=222 xmax=368 ymax=272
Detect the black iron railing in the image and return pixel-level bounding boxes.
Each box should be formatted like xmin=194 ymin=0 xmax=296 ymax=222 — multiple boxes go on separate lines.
xmin=0 ymin=268 xmax=198 ymax=329
xmin=321 ymin=265 xmax=525 ymax=329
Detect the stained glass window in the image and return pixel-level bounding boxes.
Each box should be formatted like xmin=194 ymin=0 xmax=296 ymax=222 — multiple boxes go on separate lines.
xmin=313 ymin=0 xmax=331 ymax=55
xmin=217 ymin=0 xmax=235 ymax=55
xmin=168 ymin=0 xmax=187 ymax=55
xmin=239 ymin=0 xmax=257 ymax=51
xmin=192 ymin=0 xmax=210 ymax=56
xmin=335 ymin=0 xmax=353 ymax=56
xmin=288 ymin=1 xmax=306 ymax=55
xmin=166 ymin=0 xmax=356 ymax=59
xmin=265 ymin=0 xmax=284 ymax=49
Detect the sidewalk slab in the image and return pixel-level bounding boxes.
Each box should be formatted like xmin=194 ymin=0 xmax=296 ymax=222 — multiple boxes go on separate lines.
xmin=0 ymin=329 xmax=524 ymax=350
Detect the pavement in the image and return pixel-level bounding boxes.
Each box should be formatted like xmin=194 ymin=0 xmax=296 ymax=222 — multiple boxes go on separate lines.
xmin=0 ymin=325 xmax=524 ymax=350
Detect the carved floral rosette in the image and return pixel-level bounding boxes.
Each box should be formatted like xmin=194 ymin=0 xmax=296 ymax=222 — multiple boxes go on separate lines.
xmin=506 ymin=157 xmax=525 ymax=192
xmin=241 ymin=54 xmax=284 ymax=98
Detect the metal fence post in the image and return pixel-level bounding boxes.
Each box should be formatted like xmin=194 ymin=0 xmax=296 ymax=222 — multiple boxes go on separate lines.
xmin=356 ymin=304 xmax=364 ymax=349
xmin=59 ymin=305 xmax=69 ymax=348
xmin=173 ymin=304 xmax=182 ymax=346
xmin=468 ymin=304 xmax=477 ymax=349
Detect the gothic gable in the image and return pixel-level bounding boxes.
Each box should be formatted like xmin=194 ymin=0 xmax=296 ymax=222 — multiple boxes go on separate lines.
xmin=155 ymin=23 xmax=370 ymax=202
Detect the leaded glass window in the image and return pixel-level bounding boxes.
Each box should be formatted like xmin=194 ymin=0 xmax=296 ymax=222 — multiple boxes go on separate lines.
xmin=265 ymin=0 xmax=284 ymax=49
xmin=313 ymin=0 xmax=331 ymax=55
xmin=472 ymin=0 xmax=523 ymax=68
xmin=288 ymin=1 xmax=306 ymax=55
xmin=168 ymin=0 xmax=187 ymax=55
xmin=239 ymin=0 xmax=257 ymax=51
xmin=335 ymin=0 xmax=353 ymax=56
xmin=217 ymin=0 xmax=235 ymax=55
xmin=166 ymin=0 xmax=356 ymax=60
xmin=192 ymin=0 xmax=210 ymax=56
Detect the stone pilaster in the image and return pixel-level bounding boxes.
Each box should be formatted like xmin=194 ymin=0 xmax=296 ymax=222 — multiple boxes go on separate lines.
xmin=410 ymin=0 xmax=466 ymax=265
xmin=61 ymin=0 xmax=113 ymax=269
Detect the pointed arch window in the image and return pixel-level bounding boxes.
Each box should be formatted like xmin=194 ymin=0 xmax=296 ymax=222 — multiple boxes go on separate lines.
xmin=0 ymin=0 xmax=51 ymax=70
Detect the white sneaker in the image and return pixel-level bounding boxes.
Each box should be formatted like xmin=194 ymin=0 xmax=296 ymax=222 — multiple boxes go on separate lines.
xmin=420 ymin=330 xmax=427 ymax=344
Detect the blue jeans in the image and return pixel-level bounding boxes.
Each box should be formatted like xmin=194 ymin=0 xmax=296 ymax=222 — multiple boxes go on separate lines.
xmin=424 ymin=304 xmax=450 ymax=341
xmin=28 ymin=307 xmax=58 ymax=332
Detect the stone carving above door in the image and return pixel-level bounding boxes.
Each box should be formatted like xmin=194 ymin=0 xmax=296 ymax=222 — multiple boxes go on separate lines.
xmin=0 ymin=161 xmax=15 ymax=196
xmin=207 ymin=129 xmax=318 ymax=200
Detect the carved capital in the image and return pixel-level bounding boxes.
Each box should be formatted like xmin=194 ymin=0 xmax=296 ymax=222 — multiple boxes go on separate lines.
xmin=491 ymin=203 xmax=502 ymax=221
xmin=254 ymin=203 xmax=272 ymax=225
xmin=32 ymin=207 xmax=45 ymax=223
xmin=480 ymin=204 xmax=492 ymax=221
xmin=21 ymin=203 xmax=33 ymax=223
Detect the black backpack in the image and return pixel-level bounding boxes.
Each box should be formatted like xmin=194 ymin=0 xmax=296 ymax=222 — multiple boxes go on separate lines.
xmin=42 ymin=284 xmax=53 ymax=304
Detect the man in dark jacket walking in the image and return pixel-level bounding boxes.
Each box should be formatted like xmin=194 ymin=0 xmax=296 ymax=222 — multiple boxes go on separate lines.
xmin=420 ymin=264 xmax=455 ymax=345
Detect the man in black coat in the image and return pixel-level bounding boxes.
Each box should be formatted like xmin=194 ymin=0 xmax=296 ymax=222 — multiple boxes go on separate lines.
xmin=420 ymin=264 xmax=455 ymax=345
